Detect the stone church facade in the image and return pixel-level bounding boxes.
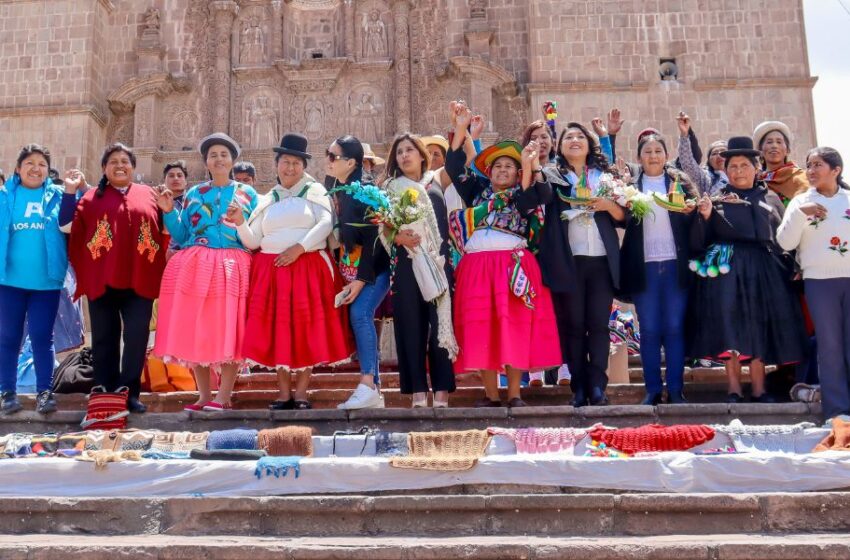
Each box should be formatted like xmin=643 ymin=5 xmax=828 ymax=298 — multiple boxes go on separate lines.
xmin=0 ymin=0 xmax=816 ymax=189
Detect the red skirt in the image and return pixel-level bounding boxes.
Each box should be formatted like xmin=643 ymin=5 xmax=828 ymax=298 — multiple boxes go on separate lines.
xmin=453 ymin=249 xmax=561 ymax=373
xmin=243 ymin=250 xmax=354 ymax=370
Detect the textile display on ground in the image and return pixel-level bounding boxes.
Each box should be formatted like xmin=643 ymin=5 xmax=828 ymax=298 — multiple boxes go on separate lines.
xmin=389 ymin=430 xmax=492 ymax=471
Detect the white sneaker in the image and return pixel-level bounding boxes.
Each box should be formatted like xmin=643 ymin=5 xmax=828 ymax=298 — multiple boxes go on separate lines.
xmin=338 ymin=383 xmax=383 ymax=410
xmin=557 ymin=364 xmax=571 ymax=386
xmin=529 ymin=371 xmax=544 ymax=387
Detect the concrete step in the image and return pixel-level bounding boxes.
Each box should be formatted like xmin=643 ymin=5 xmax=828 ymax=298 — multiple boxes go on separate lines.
xmin=1 ymin=533 xmax=849 ymax=559
xmin=3 ymin=493 xmax=850 ymax=537
xmin=0 ymin=402 xmax=822 ymax=435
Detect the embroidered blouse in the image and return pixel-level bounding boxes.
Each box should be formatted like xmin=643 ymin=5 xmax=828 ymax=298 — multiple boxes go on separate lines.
xmin=163 ymin=181 xmax=258 ymax=251
xmin=68 ymin=184 xmax=167 ymax=301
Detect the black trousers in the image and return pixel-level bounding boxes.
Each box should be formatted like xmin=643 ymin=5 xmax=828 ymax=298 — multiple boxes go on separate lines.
xmin=87 ymin=288 xmax=154 ymax=398
xmin=391 ymin=252 xmax=456 ymax=394
xmin=551 ymin=256 xmax=613 ymax=394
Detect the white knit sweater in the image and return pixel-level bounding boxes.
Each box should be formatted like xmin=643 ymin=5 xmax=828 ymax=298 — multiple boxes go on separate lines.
xmin=776 ymin=187 xmax=850 ymax=279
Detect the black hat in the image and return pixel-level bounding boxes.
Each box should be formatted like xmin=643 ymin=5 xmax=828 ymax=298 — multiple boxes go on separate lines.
xmin=721 ymin=136 xmax=761 ymax=159
xmin=199 ymin=132 xmax=240 ymax=160
xmin=273 ymin=133 xmax=311 ymax=160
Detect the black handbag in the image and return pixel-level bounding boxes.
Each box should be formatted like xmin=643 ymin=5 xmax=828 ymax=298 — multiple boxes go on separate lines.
xmin=52 ymin=347 xmax=95 ymax=394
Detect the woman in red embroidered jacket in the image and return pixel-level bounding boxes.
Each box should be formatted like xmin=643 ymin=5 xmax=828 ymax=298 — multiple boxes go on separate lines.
xmin=445 ymin=104 xmax=561 ymax=407
xmin=66 ymin=143 xmax=167 ymax=413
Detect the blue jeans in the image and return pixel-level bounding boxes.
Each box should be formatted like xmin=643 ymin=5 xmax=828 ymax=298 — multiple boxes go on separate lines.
xmin=632 ymin=261 xmax=688 ymax=394
xmin=805 ymin=278 xmax=850 ymax=419
xmin=349 ymin=271 xmax=391 ymax=384
xmin=0 ymin=285 xmax=61 ymax=394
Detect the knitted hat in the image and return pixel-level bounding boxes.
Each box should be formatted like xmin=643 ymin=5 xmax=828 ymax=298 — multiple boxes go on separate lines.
xmin=587 ymin=424 xmax=715 ymax=454
xmin=473 ymin=140 xmax=523 ymax=175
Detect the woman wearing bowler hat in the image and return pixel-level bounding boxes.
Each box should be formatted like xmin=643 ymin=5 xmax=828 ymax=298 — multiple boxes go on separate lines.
xmin=688 ymin=136 xmax=806 ymax=403
xmin=238 ymin=133 xmax=353 ymax=410
xmin=153 ymin=132 xmax=259 ymax=412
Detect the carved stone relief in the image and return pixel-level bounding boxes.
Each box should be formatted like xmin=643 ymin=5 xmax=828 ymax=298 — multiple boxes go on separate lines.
xmin=348 ymin=86 xmax=384 ymax=143
xmin=241 ymin=87 xmax=282 ymax=149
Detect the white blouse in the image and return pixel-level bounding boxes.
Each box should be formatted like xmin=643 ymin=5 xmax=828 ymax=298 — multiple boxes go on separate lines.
xmin=641 ymin=174 xmax=677 ymax=262
xmin=237 ymin=186 xmax=332 ymax=255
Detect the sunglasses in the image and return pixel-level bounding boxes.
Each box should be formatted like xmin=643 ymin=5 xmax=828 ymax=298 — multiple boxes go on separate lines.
xmin=326 ymin=150 xmax=351 ymax=162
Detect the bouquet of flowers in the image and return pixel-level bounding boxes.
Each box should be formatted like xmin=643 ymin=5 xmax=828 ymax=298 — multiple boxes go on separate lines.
xmin=614 ymin=184 xmax=654 ymax=224
xmin=366 ymin=187 xmax=428 ymax=244
xmin=329 ymin=181 xmax=390 ymax=212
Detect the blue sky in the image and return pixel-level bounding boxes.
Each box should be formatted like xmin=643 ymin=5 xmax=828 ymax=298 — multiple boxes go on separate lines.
xmin=805 ymin=0 xmax=850 ymax=159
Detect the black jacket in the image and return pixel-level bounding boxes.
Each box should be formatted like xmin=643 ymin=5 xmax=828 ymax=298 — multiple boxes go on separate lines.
xmin=519 ymin=166 xmax=622 ymax=293
xmin=619 ymin=171 xmax=698 ymax=300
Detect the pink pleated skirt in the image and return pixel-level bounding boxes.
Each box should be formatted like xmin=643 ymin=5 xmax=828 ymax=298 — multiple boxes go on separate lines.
xmin=453 ymin=249 xmax=561 ymax=373
xmin=153 ymin=245 xmax=251 ymax=367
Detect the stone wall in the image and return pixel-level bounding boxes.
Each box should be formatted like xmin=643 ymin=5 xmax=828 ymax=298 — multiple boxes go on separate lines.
xmin=0 ymin=0 xmax=815 ymax=189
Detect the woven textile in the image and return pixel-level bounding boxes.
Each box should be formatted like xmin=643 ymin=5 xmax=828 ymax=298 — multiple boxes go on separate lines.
xmin=84 ymin=430 xmax=155 ymax=452
xmin=189 ymin=449 xmax=267 ymax=461
xmin=488 ymin=427 xmax=587 ymax=454
xmin=2 ymin=434 xmax=32 ymax=458
xmin=141 ymin=450 xmax=191 ymax=460
xmin=814 ymin=418 xmax=850 ymax=452
xmin=56 ymin=433 xmax=87 ymax=457
xmin=587 ymin=424 xmax=715 ymax=454
xmin=375 ymin=431 xmax=408 ymax=457
xmin=149 ymin=431 xmax=209 ymax=453
xmin=390 ymin=430 xmax=492 ymax=471
xmin=254 ymin=456 xmax=302 ymax=479
xmin=30 ymin=435 xmax=58 ymax=456
xmin=257 ymin=426 xmax=313 ymax=457
xmin=716 ymin=419 xmax=815 ymax=453
xmin=76 ymin=450 xmax=142 ymax=470
xmin=206 ymin=429 xmax=257 ymax=450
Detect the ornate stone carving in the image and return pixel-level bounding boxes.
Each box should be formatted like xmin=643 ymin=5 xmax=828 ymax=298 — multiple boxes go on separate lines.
xmin=391 ymin=0 xmax=411 ymax=133
xmin=144 ymin=7 xmax=161 ymax=31
xmin=361 ymin=9 xmax=388 ymax=59
xmin=239 ymin=17 xmax=266 ymax=66
xmin=304 ymin=99 xmax=324 ymax=140
xmin=210 ymin=1 xmax=239 ymax=132
xmin=348 ymin=88 xmax=383 ymax=142
xmin=246 ymin=95 xmax=280 ymax=149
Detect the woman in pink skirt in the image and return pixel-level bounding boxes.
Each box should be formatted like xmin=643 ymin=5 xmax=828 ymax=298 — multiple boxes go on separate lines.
xmin=154 ymin=133 xmax=259 ymax=411
xmin=237 ymin=133 xmax=353 ymax=409
xmin=444 ymin=103 xmax=561 ymax=407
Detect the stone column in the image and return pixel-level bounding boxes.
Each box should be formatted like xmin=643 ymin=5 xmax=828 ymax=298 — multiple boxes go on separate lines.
xmin=210 ymin=0 xmax=239 ymax=133
xmin=271 ymin=0 xmax=283 ymax=60
xmin=391 ymin=0 xmax=411 ymax=133
xmin=344 ymin=0 xmax=356 ymax=59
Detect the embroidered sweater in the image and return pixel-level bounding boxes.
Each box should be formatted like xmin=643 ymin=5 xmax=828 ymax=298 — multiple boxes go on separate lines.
xmin=68 ymin=184 xmax=167 ymax=301
xmin=777 ymin=187 xmax=850 ymax=279
xmin=163 ymin=181 xmax=258 ymax=251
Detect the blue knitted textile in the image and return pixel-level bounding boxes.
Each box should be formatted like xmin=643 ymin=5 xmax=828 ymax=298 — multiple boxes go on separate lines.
xmin=206 ymin=429 xmax=258 ymax=450
xmin=142 ymin=450 xmax=191 ymax=460
xmin=254 ymin=456 xmax=301 ymax=479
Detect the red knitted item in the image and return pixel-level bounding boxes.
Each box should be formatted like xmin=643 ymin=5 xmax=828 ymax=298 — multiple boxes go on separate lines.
xmin=587 ymin=424 xmax=715 ymax=454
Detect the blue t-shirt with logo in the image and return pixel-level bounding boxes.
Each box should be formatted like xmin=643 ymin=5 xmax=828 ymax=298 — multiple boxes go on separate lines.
xmin=3 ymin=186 xmax=61 ymax=291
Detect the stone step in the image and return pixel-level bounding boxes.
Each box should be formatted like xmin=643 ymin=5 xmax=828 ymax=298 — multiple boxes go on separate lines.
xmin=25 ymin=382 xmax=767 ymax=415
xmin=1 ymin=533 xmax=848 ymax=559
xmin=0 ymin=402 xmax=821 ymax=435
xmin=3 ymin=493 xmax=850 ymax=537
xmin=235 ymin=366 xmax=747 ymax=390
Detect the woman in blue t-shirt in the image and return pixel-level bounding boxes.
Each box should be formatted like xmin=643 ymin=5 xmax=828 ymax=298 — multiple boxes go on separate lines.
xmin=0 ymin=144 xmax=76 ymax=415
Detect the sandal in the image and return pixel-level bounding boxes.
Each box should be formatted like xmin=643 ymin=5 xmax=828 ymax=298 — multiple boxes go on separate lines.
xmin=183 ymin=402 xmax=209 ymax=412
xmin=202 ymin=401 xmax=232 ymax=411
xmin=293 ymin=400 xmax=312 ymax=410
xmin=269 ymin=399 xmax=295 ymax=410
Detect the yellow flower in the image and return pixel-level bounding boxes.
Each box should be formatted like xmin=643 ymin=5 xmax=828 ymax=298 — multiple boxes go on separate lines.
xmin=404 ymin=188 xmax=419 ymax=204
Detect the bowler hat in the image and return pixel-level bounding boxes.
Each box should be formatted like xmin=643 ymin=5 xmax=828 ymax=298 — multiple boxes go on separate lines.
xmin=273 ymin=133 xmax=312 ymax=160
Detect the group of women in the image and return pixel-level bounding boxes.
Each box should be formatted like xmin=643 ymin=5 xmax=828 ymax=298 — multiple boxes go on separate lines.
xmin=1 ymin=101 xmax=848 ymax=424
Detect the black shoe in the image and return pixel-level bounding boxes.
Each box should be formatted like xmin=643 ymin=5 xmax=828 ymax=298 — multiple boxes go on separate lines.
xmin=752 ymin=393 xmax=777 ymax=404
xmin=725 ymin=393 xmax=744 ymax=404
xmin=570 ymin=389 xmax=589 ymax=407
xmin=667 ymin=391 xmax=687 ymax=405
xmin=269 ymin=398 xmax=295 ymax=410
xmin=35 ymin=390 xmax=57 ymax=414
xmin=589 ymin=387 xmax=609 ymax=406
xmin=641 ymin=392 xmax=663 ymax=406
xmin=1 ymin=391 xmax=22 ymax=415
xmin=127 ymin=396 xmax=147 ymax=414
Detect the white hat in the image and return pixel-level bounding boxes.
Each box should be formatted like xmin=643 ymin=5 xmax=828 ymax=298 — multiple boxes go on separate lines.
xmin=753 ymin=121 xmax=792 ymax=151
